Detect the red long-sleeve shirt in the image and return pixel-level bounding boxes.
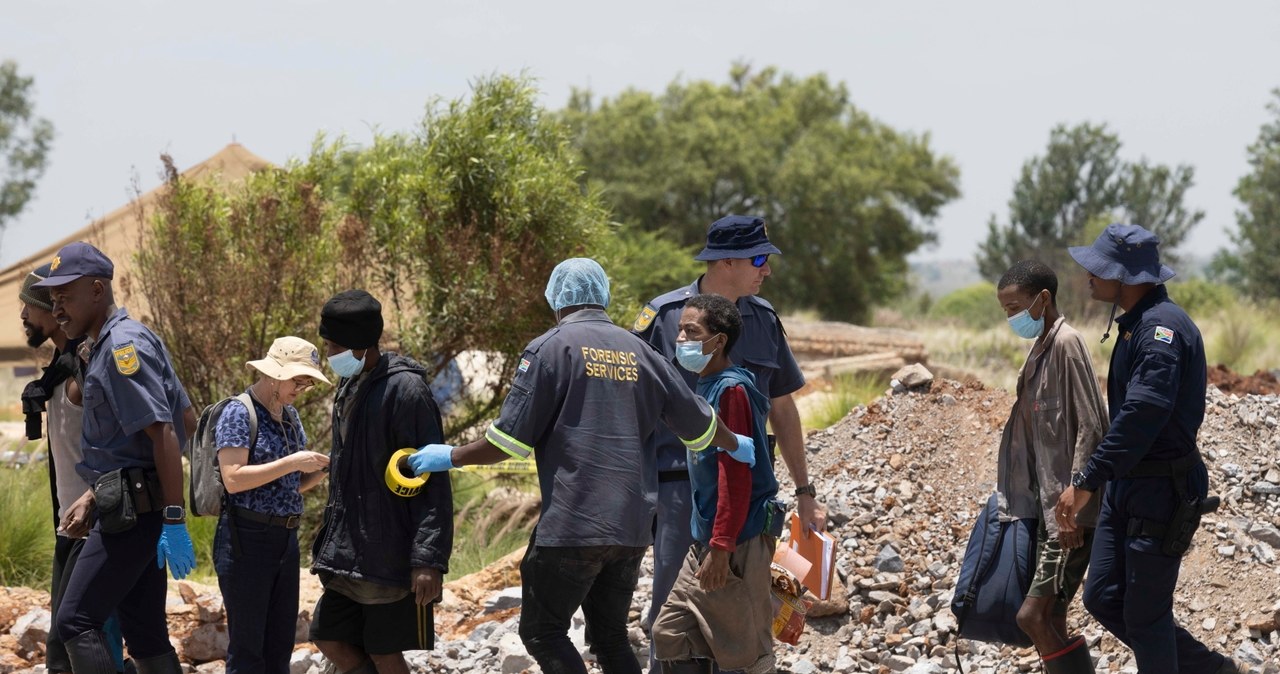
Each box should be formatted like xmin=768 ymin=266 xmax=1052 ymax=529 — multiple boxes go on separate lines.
xmin=709 ymin=384 xmax=753 ymax=551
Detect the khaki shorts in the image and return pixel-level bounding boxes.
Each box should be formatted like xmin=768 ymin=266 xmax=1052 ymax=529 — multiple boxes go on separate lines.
xmin=1027 ymin=519 xmax=1094 ymax=615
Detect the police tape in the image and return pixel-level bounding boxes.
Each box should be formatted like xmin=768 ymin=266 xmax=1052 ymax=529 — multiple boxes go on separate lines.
xmin=385 ymin=448 xmax=430 ymax=497
xmin=459 ymin=461 xmax=539 ymax=475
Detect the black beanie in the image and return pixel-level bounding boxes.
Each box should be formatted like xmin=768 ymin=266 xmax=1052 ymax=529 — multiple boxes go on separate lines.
xmin=319 ymin=290 xmax=384 ymax=350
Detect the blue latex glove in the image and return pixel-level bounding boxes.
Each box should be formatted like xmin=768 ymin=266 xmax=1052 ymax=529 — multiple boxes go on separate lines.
xmin=157 ymin=522 xmax=196 ymax=580
xmin=408 ymin=444 xmax=456 ymax=476
xmin=718 ymin=433 xmax=756 ymax=468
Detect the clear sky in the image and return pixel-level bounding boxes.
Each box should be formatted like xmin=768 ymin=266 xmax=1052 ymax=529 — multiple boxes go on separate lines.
xmin=3 ymin=0 xmax=1278 ymax=268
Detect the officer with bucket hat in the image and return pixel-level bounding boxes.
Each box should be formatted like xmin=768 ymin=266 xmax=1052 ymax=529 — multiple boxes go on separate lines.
xmin=1055 ymin=224 xmax=1240 ymax=673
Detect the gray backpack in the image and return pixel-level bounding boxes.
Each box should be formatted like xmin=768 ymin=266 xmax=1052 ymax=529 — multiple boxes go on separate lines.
xmin=189 ymin=393 xmax=258 ymax=517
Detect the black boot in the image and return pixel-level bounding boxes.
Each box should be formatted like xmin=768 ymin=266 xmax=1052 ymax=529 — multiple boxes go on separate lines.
xmin=64 ymin=631 xmax=117 ymax=674
xmin=131 ymin=650 xmax=182 ymax=674
xmin=342 ymin=660 xmax=377 ymax=674
xmin=1042 ymin=635 xmax=1093 ymax=674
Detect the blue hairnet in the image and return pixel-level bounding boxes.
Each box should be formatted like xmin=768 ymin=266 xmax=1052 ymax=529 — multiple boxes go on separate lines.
xmin=545 ymin=258 xmax=611 ymax=311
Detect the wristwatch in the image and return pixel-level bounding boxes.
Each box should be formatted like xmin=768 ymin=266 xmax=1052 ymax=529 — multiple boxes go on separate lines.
xmin=794 ymin=483 xmax=817 ymax=498
xmin=162 ymin=505 xmax=186 ymax=522
xmin=1071 ymin=471 xmax=1094 ymax=493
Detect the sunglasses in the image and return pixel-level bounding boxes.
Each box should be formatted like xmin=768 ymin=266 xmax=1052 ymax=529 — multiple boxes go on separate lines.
xmin=750 ymin=254 xmax=770 ymax=268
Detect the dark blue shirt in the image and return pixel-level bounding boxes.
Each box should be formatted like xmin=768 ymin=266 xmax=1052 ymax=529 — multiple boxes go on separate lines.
xmin=1081 ymin=285 xmax=1206 ymax=488
xmin=633 ymin=278 xmax=805 ymax=471
xmin=486 ymin=309 xmax=717 ymax=547
xmin=78 ymin=308 xmax=191 ymax=481
xmin=215 ymin=392 xmax=308 ymax=517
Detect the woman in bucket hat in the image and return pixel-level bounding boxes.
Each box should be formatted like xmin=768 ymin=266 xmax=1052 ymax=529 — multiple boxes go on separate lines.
xmin=215 ymin=337 xmax=331 ymax=674
xmin=1056 ymin=224 xmax=1241 ymax=673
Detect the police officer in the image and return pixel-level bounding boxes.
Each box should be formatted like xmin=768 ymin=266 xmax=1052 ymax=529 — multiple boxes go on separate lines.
xmin=18 ymin=263 xmax=128 ymax=674
xmin=1055 ymin=224 xmax=1240 ymax=673
xmin=407 ymin=258 xmax=754 ymax=674
xmin=35 ymin=242 xmax=197 ymax=674
xmin=633 ymin=215 xmax=824 ymax=669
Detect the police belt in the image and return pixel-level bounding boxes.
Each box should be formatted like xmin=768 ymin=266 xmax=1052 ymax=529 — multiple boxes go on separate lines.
xmin=229 ymin=505 xmax=301 ymax=529
xmin=1122 ymin=450 xmax=1201 ymax=479
xmin=1122 ymin=450 xmax=1220 ymax=556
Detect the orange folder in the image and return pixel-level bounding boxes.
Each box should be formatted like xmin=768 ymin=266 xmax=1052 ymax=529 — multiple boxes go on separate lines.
xmin=788 ymin=512 xmax=835 ymax=600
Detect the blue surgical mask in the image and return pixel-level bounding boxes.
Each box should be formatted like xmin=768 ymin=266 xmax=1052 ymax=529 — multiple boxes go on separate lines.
xmin=329 ymin=349 xmax=366 ymax=378
xmin=676 ymin=338 xmax=718 ymax=373
xmin=1007 ymin=294 xmax=1046 ymax=339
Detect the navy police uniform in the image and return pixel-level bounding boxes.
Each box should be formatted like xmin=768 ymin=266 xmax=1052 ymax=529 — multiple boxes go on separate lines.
xmin=485 ymin=307 xmax=718 ymax=672
xmin=1070 ymin=226 xmax=1229 ymax=672
xmin=633 ymin=278 xmax=804 ymax=661
xmin=57 ymin=307 xmax=191 ymax=659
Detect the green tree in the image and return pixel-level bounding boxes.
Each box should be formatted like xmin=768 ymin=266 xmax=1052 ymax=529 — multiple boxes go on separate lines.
xmin=328 ymin=75 xmax=614 ymax=433
xmin=561 ymin=64 xmax=961 ymax=323
xmin=131 ymin=148 xmax=343 ymax=435
xmin=1 ymin=61 xmax=54 ymax=246
xmin=133 ymin=75 xmax=612 ymax=440
xmin=977 ymin=123 xmax=1203 ymax=284
xmin=1228 ymin=89 xmax=1280 ymax=299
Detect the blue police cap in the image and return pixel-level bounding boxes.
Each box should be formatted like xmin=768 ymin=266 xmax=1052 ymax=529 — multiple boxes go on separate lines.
xmin=1068 ymin=223 xmax=1174 ymax=285
xmin=693 ymin=215 xmax=782 ymax=261
xmin=31 ymin=242 xmax=115 ymax=288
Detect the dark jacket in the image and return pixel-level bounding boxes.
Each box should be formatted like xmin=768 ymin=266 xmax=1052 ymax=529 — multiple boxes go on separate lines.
xmin=311 ymin=353 xmax=453 ymax=587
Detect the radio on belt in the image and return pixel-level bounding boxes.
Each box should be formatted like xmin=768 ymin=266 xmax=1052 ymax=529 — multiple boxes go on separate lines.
xmin=385 ymin=448 xmax=430 ymax=497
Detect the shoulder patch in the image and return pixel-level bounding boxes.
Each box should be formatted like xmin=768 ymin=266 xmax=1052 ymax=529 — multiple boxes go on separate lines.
xmin=113 ymin=342 xmax=140 ymax=376
xmin=518 ymin=357 xmax=532 ymax=374
xmin=1153 ymin=326 xmax=1174 ymax=344
xmin=632 ymin=305 xmax=657 ymax=333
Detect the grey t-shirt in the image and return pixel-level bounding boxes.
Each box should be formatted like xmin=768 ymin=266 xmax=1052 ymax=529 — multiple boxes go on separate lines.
xmin=48 ymin=380 xmax=89 ymax=528
xmin=485 ymin=309 xmax=716 ymax=548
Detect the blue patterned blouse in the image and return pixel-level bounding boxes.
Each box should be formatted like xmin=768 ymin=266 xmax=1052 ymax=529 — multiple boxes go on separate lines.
xmin=214 ymin=391 xmax=309 ymax=517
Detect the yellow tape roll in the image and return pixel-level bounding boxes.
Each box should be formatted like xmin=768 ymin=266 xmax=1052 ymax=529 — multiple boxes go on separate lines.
xmin=385 ymin=448 xmax=429 ymax=497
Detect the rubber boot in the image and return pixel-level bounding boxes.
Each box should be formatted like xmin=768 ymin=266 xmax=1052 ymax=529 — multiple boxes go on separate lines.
xmin=1042 ymin=635 xmax=1093 ymax=674
xmin=660 ymin=659 xmax=714 ymax=674
xmin=64 ymin=631 xmax=117 ymax=674
xmin=131 ymin=650 xmax=182 ymax=674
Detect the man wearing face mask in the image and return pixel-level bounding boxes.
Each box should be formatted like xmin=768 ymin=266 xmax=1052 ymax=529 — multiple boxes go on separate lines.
xmin=992 ymin=260 xmax=1107 ymax=673
xmin=632 ymin=215 xmax=822 ymax=673
xmin=405 ymin=259 xmax=754 ymax=674
xmin=309 ymin=290 xmax=453 ymax=674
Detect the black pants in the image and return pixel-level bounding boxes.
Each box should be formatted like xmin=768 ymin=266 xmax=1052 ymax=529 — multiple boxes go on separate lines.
xmin=1082 ymin=467 xmax=1225 ymax=672
xmin=518 ymin=533 xmax=646 ymax=674
xmin=56 ymin=512 xmax=173 ymax=659
xmin=48 ymin=535 xmax=125 ymax=673
xmin=214 ymin=513 xmax=301 ymax=674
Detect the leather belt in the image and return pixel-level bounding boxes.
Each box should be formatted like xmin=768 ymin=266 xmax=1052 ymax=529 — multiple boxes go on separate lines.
xmin=230 ymin=505 xmax=301 ymax=529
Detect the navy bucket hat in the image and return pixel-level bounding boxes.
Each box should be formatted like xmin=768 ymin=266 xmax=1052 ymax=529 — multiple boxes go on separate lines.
xmin=694 ymin=215 xmax=782 ymax=261
xmin=1068 ymin=223 xmax=1175 ymax=285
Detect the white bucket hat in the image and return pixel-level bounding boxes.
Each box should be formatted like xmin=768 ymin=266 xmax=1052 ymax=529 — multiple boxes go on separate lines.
xmin=247 ymin=336 xmax=332 ymax=384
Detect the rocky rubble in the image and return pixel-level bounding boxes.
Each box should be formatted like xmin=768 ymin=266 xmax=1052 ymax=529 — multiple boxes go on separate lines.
xmin=5 ymin=376 xmax=1280 ymax=673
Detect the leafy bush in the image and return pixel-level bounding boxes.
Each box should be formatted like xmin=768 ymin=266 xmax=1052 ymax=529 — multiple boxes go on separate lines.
xmin=928 ymin=282 xmax=1004 ymax=330
xmin=1168 ymin=279 xmax=1238 ymax=321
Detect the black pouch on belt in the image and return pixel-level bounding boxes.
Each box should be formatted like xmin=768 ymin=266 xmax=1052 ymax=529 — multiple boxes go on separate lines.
xmin=92 ymin=469 xmax=137 ymax=534
xmin=764 ymin=498 xmax=788 ymax=539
